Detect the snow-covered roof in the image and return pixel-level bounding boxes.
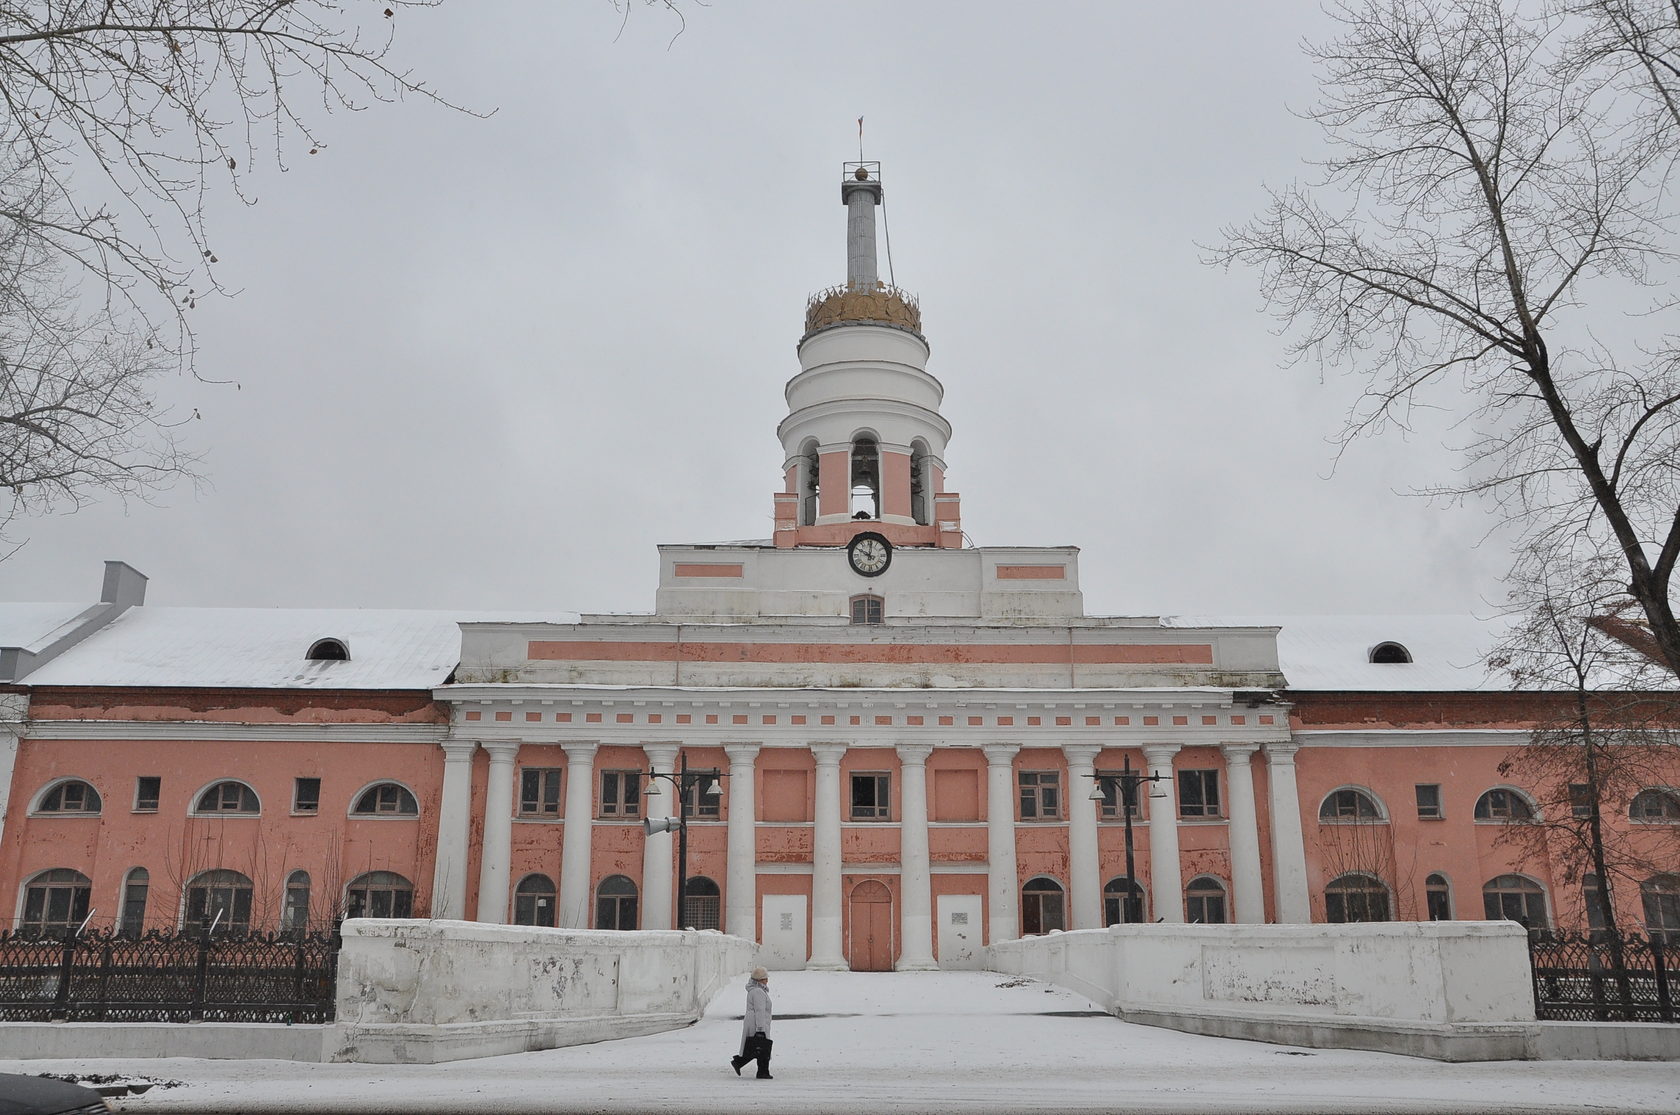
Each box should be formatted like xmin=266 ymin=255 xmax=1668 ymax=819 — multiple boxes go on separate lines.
xmin=11 ymin=606 xmax=566 ymax=690
xmin=1164 ymin=614 xmax=1515 ymax=692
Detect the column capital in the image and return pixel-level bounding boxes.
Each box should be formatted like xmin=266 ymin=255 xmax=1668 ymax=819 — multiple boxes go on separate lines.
xmin=480 ymin=739 xmax=521 ymax=762
xmin=982 ymin=743 xmax=1021 ymax=766
xmin=1141 ymin=742 xmax=1182 ymax=764
xmin=723 ymin=742 xmax=763 ymax=765
xmin=810 ymin=742 xmax=848 ymax=766
xmin=895 ymin=743 xmax=935 ymax=765
xmin=440 ymin=739 xmax=480 ymax=762
xmin=1265 ymin=740 xmax=1302 ymax=762
xmin=1220 ymin=742 xmax=1261 ymax=763
xmin=560 ymin=740 xmax=600 ymax=762
xmin=643 ymin=742 xmax=680 ymax=768
xmin=1060 ymin=743 xmax=1102 ymax=767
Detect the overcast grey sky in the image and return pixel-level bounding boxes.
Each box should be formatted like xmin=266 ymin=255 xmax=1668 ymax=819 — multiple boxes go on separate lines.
xmin=2 ymin=1 xmax=1514 ymax=619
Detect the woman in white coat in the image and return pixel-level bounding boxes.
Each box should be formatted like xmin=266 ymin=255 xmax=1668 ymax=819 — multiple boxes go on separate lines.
xmin=730 ymin=967 xmax=773 ymax=1079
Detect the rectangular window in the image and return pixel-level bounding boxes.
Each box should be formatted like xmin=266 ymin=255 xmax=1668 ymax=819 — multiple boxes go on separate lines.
xmin=519 ymin=768 xmax=563 ymax=817
xmin=681 ymin=773 xmax=722 ymax=819
xmin=1415 ymin=783 xmax=1443 ymax=820
xmin=1569 ymin=783 xmax=1594 ymax=819
xmin=850 ymin=772 xmax=891 ymax=820
xmin=293 ymin=777 xmax=321 ymax=815
xmin=1177 ymin=769 xmax=1221 ymax=818
xmin=133 ymin=776 xmax=161 ymax=813
xmin=1096 ymin=778 xmax=1141 ymax=820
xmin=1018 ymin=770 xmax=1061 ymax=820
xmin=599 ymin=770 xmax=642 ymax=818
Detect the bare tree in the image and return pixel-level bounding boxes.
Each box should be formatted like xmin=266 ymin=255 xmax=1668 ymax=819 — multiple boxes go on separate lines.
xmin=1212 ymin=0 xmax=1680 ymax=676
xmin=0 ymin=1 xmax=467 ymax=546
xmin=1491 ymin=560 xmax=1680 ymax=939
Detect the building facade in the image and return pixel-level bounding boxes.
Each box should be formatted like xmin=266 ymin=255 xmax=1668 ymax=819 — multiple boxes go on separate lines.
xmin=2 ymin=164 xmax=1676 ymax=968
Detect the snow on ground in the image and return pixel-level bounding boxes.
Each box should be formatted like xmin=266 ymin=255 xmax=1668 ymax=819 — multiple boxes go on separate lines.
xmin=4 ymin=972 xmax=1678 ymax=1114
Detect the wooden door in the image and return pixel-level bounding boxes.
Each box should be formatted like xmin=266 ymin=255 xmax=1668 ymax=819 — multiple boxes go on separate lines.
xmin=848 ymin=880 xmax=893 ymax=971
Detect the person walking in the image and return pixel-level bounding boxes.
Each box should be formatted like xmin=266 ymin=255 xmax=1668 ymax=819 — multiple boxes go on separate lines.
xmin=730 ymin=967 xmax=773 ymax=1079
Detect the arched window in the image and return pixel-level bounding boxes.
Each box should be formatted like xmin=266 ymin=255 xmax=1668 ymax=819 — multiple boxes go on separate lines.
xmin=850 ymin=594 xmax=884 ymax=625
xmin=1425 ymin=873 xmax=1452 ymax=921
xmin=1369 ymin=641 xmax=1412 ymax=664
xmin=1482 ymin=874 xmax=1548 ymax=927
xmin=1186 ymin=877 xmax=1228 ymax=924
xmin=345 ymin=871 xmax=414 ymax=920
xmin=1641 ymin=875 xmax=1680 ymax=944
xmin=185 ymin=869 xmax=254 ymax=933
xmin=1319 ymin=788 xmax=1384 ymax=822
xmin=283 ymin=871 xmax=312 ymax=932
xmin=194 ymin=781 xmax=260 ymax=816
xmin=1021 ymin=876 xmax=1065 ymax=935
xmin=798 ymin=438 xmax=820 ymax=527
xmin=1103 ymin=876 xmax=1145 ymax=925
xmin=306 ymin=637 xmax=350 ymax=661
xmin=20 ymin=869 xmax=91 ymax=935
xmin=350 ymin=782 xmax=419 ymax=817
xmin=682 ymin=876 xmax=721 ymax=930
xmin=35 ymin=779 xmax=101 ymax=815
xmin=514 ymin=874 xmax=556 ymax=927
xmin=1630 ymin=788 xmax=1680 ymax=822
xmin=1325 ymin=872 xmax=1390 ymax=923
xmin=1474 ymin=788 xmax=1535 ymax=822
xmin=596 ymin=875 xmax=638 ymax=930
xmin=117 ymin=867 xmax=150 ymax=937
xmin=910 ymin=439 xmax=932 ymax=525
xmin=850 ymin=435 xmax=880 ymax=519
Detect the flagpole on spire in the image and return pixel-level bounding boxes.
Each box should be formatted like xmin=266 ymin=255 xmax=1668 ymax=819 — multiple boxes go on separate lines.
xmin=858 ymin=116 xmax=864 ymax=161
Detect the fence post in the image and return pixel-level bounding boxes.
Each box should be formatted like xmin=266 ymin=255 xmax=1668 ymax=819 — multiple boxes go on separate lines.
xmin=49 ymin=935 xmax=76 ymax=1021
xmin=1653 ymin=934 xmax=1674 ymax=1025
xmin=191 ymin=930 xmax=211 ymax=1022
xmin=96 ymin=938 xmax=113 ymax=1023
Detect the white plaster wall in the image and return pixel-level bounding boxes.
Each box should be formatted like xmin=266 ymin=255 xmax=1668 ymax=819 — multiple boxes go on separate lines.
xmin=987 ymin=921 xmax=1536 ymax=1025
xmin=334 ymin=919 xmax=756 ymax=1062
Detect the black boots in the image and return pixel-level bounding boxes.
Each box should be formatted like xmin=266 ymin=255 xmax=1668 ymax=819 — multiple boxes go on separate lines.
xmin=734 ymin=1034 xmax=772 ymax=1078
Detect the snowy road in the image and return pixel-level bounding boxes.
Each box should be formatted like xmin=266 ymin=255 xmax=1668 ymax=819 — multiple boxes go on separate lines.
xmin=4 ymin=971 xmax=1678 ymax=1114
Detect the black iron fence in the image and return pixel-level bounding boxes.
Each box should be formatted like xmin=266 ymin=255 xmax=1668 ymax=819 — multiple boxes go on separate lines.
xmin=1528 ymin=929 xmax=1678 ymax=1022
xmin=0 ymin=928 xmax=339 ymax=1023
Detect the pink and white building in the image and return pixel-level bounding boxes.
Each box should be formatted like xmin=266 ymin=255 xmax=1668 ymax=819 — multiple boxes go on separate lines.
xmin=1 ymin=164 xmax=1676 ymax=969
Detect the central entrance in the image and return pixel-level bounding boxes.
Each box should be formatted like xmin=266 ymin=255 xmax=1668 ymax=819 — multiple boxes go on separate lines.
xmin=846 ymin=879 xmax=894 ymax=971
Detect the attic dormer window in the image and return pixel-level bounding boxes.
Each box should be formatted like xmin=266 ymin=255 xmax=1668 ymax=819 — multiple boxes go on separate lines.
xmin=307 ymin=638 xmax=350 ymax=662
xmin=1369 ymin=641 xmax=1411 ymax=664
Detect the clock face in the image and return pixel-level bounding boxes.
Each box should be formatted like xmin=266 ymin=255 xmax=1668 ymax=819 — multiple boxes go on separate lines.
xmin=848 ymin=533 xmax=892 ymax=577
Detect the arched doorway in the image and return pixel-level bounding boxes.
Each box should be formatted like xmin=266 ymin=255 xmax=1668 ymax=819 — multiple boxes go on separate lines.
xmin=847 ymin=880 xmax=893 ymax=971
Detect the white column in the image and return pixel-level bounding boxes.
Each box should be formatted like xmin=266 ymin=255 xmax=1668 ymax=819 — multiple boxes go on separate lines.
xmin=1221 ymin=743 xmax=1265 ymax=923
xmin=1266 ymin=741 xmax=1312 ymax=923
xmin=641 ymin=743 xmax=679 ymax=931
xmin=558 ymin=741 xmax=599 ymax=929
xmin=983 ymin=744 xmax=1021 ymax=943
xmin=1143 ymin=743 xmax=1183 ymax=923
xmin=724 ymin=743 xmax=761 ymax=941
xmin=474 ymin=740 xmax=520 ymax=923
xmin=808 ymin=743 xmax=849 ymax=970
xmin=895 ymin=744 xmax=937 ymax=970
xmin=0 ymin=694 xmax=24 ymax=857
xmin=431 ymin=738 xmax=479 ymax=920
xmin=1062 ymin=744 xmax=1103 ymax=930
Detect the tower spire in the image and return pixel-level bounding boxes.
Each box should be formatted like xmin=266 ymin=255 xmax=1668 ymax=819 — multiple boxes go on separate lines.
xmin=841 ymin=163 xmax=883 ymax=289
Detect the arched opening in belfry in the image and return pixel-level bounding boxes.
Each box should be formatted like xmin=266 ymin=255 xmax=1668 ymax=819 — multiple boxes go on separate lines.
xmin=910 ymin=439 xmax=932 ymax=525
xmin=798 ymin=438 xmax=820 ymax=526
xmin=850 ymin=435 xmax=880 ymax=519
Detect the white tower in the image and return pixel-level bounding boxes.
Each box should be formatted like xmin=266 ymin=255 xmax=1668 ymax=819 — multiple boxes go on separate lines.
xmin=772 ymin=163 xmax=962 ymax=549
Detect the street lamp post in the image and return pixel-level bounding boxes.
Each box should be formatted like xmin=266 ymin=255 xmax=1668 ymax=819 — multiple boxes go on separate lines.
xmin=642 ymin=754 xmax=724 ymax=929
xmin=1087 ymin=755 xmax=1169 ymax=923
